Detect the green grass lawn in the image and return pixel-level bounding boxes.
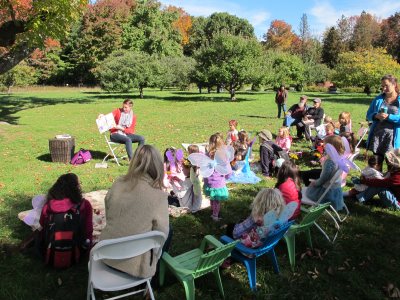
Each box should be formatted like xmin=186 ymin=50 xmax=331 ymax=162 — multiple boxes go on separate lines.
xmin=0 ymin=87 xmax=399 ymax=299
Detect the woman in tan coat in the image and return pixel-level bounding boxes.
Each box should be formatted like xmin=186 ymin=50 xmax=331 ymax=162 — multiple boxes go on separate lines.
xmin=99 ymin=145 xmax=169 ymax=278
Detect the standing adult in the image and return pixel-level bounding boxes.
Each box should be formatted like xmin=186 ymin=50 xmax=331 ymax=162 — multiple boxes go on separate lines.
xmin=301 ymin=98 xmax=324 ymax=141
xmin=366 ymin=74 xmax=400 ymax=165
xmin=284 ymin=95 xmax=308 ymax=137
xmin=275 ymin=85 xmax=288 ymax=118
xmin=109 ymin=99 xmax=145 ymax=160
xmin=99 ymin=145 xmax=170 ymax=278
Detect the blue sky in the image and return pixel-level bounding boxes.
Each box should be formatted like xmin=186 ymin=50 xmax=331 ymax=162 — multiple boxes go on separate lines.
xmin=160 ymin=0 xmax=400 ymax=39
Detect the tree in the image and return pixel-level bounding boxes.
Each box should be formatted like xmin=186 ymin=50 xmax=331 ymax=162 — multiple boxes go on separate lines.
xmin=204 ymin=12 xmax=255 ymax=41
xmin=122 ymin=0 xmax=182 ymax=56
xmin=263 ymin=50 xmax=305 ymax=88
xmin=321 ymin=27 xmax=342 ymax=68
xmin=183 ymin=16 xmax=207 ymax=56
xmin=0 ymin=0 xmax=87 ymax=75
xmin=263 ymin=20 xmax=298 ymax=52
xmin=166 ymin=6 xmax=192 ymax=46
xmin=379 ymin=12 xmax=400 ymax=62
xmin=333 ymin=48 xmax=400 ymax=90
xmin=61 ymin=0 xmax=135 ymax=84
xmin=185 ymin=13 xmax=255 ymax=56
xmin=0 ymin=61 xmax=37 ymax=93
xmin=298 ymin=14 xmax=311 ymax=61
xmin=194 ymin=34 xmax=263 ymax=100
xmin=350 ymin=11 xmax=381 ymax=50
xmin=96 ymin=50 xmax=159 ymax=98
xmin=336 ymin=15 xmax=357 ymax=52
xmin=28 ymin=40 xmax=66 ymax=84
xmin=157 ymin=56 xmax=195 ymax=90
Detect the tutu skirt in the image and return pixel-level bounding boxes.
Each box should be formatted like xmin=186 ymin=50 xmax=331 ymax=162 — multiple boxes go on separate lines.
xmin=204 ymin=186 xmax=229 ymax=201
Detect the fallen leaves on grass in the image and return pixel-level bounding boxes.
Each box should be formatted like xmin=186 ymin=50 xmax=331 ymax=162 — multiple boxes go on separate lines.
xmin=307 ymin=267 xmax=319 ymax=279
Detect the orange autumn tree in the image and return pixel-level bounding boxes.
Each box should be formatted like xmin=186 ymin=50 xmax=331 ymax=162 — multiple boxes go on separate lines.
xmin=0 ymin=0 xmax=87 ymax=75
xmin=166 ymin=6 xmax=192 ymax=46
xmin=263 ymin=20 xmax=298 ymax=52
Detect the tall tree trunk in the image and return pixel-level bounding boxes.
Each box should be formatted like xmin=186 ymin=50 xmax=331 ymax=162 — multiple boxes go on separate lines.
xmin=139 ymin=87 xmax=144 ymax=99
xmin=230 ymin=84 xmax=236 ymax=101
xmin=207 ymin=86 xmax=211 ymax=93
xmin=0 ymin=42 xmax=34 ymax=75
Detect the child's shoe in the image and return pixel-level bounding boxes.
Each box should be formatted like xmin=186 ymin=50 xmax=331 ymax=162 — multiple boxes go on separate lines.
xmin=211 ymin=215 xmax=221 ymax=222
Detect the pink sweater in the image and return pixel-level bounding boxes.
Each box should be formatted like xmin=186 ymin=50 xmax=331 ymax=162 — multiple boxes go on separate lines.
xmin=275 ymin=136 xmax=291 ymax=152
xmin=278 ymin=178 xmax=301 ymax=220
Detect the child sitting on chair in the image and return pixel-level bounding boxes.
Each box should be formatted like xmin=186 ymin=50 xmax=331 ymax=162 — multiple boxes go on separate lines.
xmin=275 ymin=161 xmax=302 ymax=220
xmin=275 ymin=127 xmax=292 ymax=152
xmin=230 ymin=188 xmax=285 ymax=248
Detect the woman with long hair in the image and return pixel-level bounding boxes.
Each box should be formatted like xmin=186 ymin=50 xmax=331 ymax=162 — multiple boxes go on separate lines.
xmin=99 ymin=145 xmax=169 ymax=278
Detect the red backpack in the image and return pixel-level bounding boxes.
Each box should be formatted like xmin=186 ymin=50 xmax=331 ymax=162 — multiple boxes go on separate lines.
xmin=42 ymin=204 xmax=84 ymax=268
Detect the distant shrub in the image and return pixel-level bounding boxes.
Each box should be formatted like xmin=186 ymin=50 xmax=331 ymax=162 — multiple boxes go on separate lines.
xmin=340 ymin=86 xmax=364 ymax=93
xmin=303 ymin=85 xmax=327 ymax=92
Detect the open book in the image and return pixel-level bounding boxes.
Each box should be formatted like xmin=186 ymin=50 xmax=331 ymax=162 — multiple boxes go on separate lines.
xmin=96 ymin=113 xmax=116 ymax=134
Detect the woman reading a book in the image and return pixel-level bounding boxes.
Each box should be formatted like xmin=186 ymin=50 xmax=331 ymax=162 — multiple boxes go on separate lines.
xmin=107 ymin=99 xmax=145 ymax=160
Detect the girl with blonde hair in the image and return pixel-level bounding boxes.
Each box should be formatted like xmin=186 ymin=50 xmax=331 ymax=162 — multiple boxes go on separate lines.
xmin=204 ymin=133 xmax=231 ymax=221
xmin=99 ymin=145 xmax=169 ymax=278
xmin=229 ymin=189 xmax=285 ymax=248
xmin=275 ymin=126 xmax=292 ymax=152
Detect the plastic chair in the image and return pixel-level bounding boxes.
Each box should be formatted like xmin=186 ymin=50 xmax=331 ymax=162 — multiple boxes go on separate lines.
xmin=284 ymin=203 xmax=330 ymax=270
xmin=220 ymin=222 xmax=293 ymax=291
xmin=101 ymin=133 xmax=127 ymax=166
xmin=159 ymin=235 xmax=238 ymax=300
xmin=87 ymin=231 xmax=166 ymax=300
xmin=301 ymin=169 xmax=349 ymax=243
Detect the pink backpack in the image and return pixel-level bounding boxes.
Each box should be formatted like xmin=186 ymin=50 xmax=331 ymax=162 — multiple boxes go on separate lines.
xmin=71 ymin=149 xmax=92 ymax=165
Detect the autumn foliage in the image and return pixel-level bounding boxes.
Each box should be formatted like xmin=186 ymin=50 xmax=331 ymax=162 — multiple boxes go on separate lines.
xmin=263 ymin=20 xmax=298 ymax=52
xmin=167 ymin=6 xmax=192 ymax=45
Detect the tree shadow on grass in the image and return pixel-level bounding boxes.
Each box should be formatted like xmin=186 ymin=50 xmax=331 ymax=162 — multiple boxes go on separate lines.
xmin=0 ymin=95 xmax=94 ymax=125
xmin=36 ymin=150 xmax=108 ymax=163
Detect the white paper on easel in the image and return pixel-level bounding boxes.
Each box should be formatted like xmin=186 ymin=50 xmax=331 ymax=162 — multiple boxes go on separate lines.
xmin=96 ymin=113 xmax=116 ymax=134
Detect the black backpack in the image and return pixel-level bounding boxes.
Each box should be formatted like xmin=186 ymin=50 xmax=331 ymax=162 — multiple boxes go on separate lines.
xmin=43 ymin=204 xmax=84 ymax=268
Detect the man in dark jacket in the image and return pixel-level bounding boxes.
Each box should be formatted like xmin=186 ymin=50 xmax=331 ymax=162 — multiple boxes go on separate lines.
xmin=300 ymin=98 xmax=324 ymax=141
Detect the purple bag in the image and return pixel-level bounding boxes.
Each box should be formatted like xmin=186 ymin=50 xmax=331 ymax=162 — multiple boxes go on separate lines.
xmin=71 ymin=149 xmax=92 ymax=165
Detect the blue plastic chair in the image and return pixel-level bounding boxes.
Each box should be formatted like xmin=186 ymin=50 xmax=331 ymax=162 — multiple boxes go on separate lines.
xmin=220 ymin=221 xmax=293 ymax=291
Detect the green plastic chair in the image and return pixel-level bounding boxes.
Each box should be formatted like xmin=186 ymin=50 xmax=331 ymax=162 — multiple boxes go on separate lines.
xmin=159 ymin=235 xmax=238 ymax=300
xmin=284 ymin=202 xmax=331 ymax=271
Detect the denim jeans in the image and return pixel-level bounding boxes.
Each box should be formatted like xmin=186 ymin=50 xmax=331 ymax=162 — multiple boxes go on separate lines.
xmin=110 ymin=133 xmax=145 ymax=159
xmin=277 ymin=103 xmax=286 ymax=118
xmin=356 ymin=186 xmax=400 ymax=210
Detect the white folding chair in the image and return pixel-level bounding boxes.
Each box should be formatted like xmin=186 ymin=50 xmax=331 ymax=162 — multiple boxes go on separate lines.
xmin=101 ymin=133 xmax=127 ymax=166
xmin=301 ymin=169 xmax=349 ymax=243
xmin=347 ymin=126 xmax=369 ymax=172
xmin=87 ymin=231 xmax=166 ymax=300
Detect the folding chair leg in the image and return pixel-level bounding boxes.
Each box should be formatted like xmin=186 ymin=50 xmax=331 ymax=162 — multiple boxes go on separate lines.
xmin=146 ymin=280 xmax=155 ymax=300
xmin=213 ymin=268 xmax=225 ymax=299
